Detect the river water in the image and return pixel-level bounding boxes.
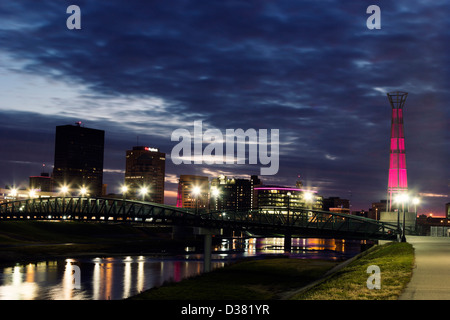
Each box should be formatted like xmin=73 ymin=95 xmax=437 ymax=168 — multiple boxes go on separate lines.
xmin=0 ymin=237 xmax=367 ymax=300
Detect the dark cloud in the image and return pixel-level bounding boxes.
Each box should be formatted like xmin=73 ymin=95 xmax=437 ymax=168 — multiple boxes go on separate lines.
xmin=0 ymin=1 xmax=448 ymax=213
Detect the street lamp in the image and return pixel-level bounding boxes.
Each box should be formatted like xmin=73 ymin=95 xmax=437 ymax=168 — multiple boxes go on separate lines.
xmin=29 ymin=189 xmax=37 ymax=199
xmin=192 ymin=186 xmax=201 ymax=214
xmin=121 ymin=185 xmax=128 ymax=200
xmin=395 ymin=193 xmax=409 ymax=242
xmin=412 ymin=197 xmax=420 ymax=233
xmin=139 ymin=186 xmax=148 ymax=201
xmin=60 ymin=185 xmax=69 ymax=213
xmin=61 ymin=185 xmax=69 ymax=195
xmin=79 ymin=187 xmax=88 ymax=197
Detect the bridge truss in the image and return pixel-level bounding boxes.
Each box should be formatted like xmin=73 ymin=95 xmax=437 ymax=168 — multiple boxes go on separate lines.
xmin=0 ymin=197 xmax=399 ymax=240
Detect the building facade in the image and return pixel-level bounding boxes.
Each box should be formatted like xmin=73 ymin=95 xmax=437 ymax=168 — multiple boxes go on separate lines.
xmin=254 ymin=186 xmax=323 ymax=214
xmin=52 ymin=123 xmax=105 ymax=196
xmin=176 ymin=175 xmax=209 ymax=211
xmin=209 ymin=175 xmax=254 ymax=211
xmin=124 ymin=146 xmax=165 ymax=203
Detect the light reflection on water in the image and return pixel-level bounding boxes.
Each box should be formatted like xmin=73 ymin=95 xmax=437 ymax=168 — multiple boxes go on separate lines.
xmin=0 ymin=237 xmax=364 ymax=300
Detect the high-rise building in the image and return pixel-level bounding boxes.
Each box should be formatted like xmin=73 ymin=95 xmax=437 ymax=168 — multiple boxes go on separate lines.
xmin=255 ymin=186 xmax=323 ymax=214
xmin=176 ymin=175 xmax=209 ymax=211
xmin=210 ymin=175 xmax=253 ymax=211
xmin=124 ymin=146 xmax=165 ymax=203
xmin=386 ymin=92 xmax=409 ymax=211
xmin=52 ymin=123 xmax=104 ymax=196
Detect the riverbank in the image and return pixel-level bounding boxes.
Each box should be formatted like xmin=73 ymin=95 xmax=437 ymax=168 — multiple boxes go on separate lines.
xmin=130 ymin=241 xmax=414 ymax=300
xmin=0 ymin=220 xmax=205 ymax=265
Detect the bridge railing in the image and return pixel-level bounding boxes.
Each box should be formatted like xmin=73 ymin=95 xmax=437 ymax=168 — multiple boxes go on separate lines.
xmin=0 ymin=197 xmax=399 ymax=239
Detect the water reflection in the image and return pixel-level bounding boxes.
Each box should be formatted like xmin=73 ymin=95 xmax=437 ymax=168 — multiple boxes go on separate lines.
xmin=0 ymin=237 xmax=365 ymax=300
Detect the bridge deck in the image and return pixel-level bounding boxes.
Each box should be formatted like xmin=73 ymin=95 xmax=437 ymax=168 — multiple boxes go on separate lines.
xmin=0 ymin=197 xmax=399 ymax=240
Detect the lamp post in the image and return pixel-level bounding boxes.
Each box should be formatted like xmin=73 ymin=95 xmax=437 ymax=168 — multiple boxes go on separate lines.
xmin=121 ymin=185 xmax=128 ymax=200
xmin=192 ymin=186 xmax=201 ymax=214
xmin=412 ymin=197 xmax=420 ymax=233
xmin=61 ymin=185 xmax=69 ymax=214
xmin=139 ymin=187 xmax=148 ymax=201
xmin=79 ymin=187 xmax=87 ymax=197
xmin=395 ymin=193 xmax=409 ymax=242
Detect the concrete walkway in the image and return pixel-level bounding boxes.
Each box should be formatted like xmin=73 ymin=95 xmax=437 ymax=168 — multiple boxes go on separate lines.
xmin=399 ymin=235 xmax=450 ymax=300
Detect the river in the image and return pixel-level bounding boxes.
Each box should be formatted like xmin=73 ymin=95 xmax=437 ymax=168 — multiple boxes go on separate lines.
xmin=0 ymin=237 xmax=368 ymax=300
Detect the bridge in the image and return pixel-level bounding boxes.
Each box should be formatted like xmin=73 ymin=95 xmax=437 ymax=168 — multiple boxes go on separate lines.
xmin=0 ymin=197 xmax=399 ymax=270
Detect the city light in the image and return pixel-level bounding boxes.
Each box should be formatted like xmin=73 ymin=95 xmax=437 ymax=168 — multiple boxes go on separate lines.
xmin=9 ymin=188 xmax=18 ymax=197
xmin=29 ymin=189 xmax=37 ymax=198
xmin=121 ymin=185 xmax=128 ymax=194
xmin=412 ymin=197 xmax=420 ymax=206
xmin=192 ymin=186 xmax=201 ymax=196
xmin=139 ymin=186 xmax=149 ymax=200
xmin=60 ymin=185 xmax=69 ymax=195
xmin=303 ymin=191 xmax=314 ymax=202
xmin=79 ymin=187 xmax=88 ymax=196
xmin=211 ymin=188 xmax=220 ymax=198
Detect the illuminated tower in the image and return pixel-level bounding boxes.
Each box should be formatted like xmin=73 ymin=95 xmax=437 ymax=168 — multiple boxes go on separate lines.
xmin=386 ymin=92 xmax=408 ymax=211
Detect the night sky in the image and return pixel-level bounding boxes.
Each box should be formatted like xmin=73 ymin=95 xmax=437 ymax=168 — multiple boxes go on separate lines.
xmin=0 ymin=1 xmax=448 ymax=215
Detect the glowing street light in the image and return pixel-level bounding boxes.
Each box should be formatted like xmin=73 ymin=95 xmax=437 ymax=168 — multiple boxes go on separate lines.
xmin=303 ymin=191 xmax=314 ymax=211
xmin=79 ymin=187 xmax=88 ymax=197
xmin=60 ymin=185 xmax=69 ymax=195
xmin=10 ymin=188 xmax=18 ymax=198
xmin=395 ymin=193 xmax=409 ymax=242
xmin=121 ymin=185 xmax=128 ymax=200
xmin=29 ymin=189 xmax=37 ymax=198
xmin=139 ymin=186 xmax=148 ymax=201
xmin=192 ymin=186 xmax=201 ymax=214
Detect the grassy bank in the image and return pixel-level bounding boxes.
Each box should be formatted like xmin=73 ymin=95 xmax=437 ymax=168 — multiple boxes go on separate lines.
xmin=0 ymin=220 xmax=201 ymax=264
xmin=131 ymin=241 xmax=414 ymax=300
xmin=291 ymin=241 xmax=414 ymax=300
xmin=131 ymin=257 xmax=339 ymax=300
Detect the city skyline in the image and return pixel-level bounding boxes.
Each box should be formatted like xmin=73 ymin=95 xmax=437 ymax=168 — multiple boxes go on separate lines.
xmin=0 ymin=1 xmax=448 ymax=216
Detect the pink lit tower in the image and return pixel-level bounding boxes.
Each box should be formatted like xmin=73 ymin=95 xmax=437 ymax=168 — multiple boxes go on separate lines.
xmin=386 ymin=91 xmax=408 ymax=211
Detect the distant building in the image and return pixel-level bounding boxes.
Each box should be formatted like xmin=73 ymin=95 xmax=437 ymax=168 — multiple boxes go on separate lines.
xmin=210 ymin=175 xmax=254 ymax=211
xmin=416 ymin=215 xmax=450 ymax=236
xmin=176 ymin=175 xmax=209 ymax=211
xmin=368 ymin=200 xmax=387 ymax=220
xmin=52 ymin=123 xmax=105 ymax=196
xmin=29 ymin=172 xmax=53 ymax=192
xmin=124 ymin=146 xmax=165 ymax=203
xmin=254 ymin=186 xmax=323 ymax=214
xmin=447 ymin=203 xmax=450 ymax=220
xmin=322 ymin=197 xmax=350 ymax=213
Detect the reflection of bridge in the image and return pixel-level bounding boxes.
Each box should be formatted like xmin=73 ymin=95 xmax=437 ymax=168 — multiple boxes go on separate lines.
xmin=0 ymin=197 xmax=399 ymax=270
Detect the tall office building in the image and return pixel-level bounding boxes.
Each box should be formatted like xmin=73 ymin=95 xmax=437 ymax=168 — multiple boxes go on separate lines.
xmin=52 ymin=123 xmax=105 ymax=196
xmin=176 ymin=175 xmax=209 ymax=211
xmin=124 ymin=146 xmax=165 ymax=203
xmin=255 ymin=186 xmax=323 ymax=214
xmin=210 ymin=175 xmax=253 ymax=211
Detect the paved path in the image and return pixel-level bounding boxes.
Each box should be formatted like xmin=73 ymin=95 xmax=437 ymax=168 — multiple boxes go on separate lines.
xmin=399 ymin=235 xmax=450 ymax=300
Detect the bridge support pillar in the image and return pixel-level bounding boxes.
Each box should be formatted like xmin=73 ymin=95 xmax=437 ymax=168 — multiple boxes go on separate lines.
xmin=284 ymin=233 xmax=292 ymax=253
xmin=194 ymin=227 xmax=222 ymax=272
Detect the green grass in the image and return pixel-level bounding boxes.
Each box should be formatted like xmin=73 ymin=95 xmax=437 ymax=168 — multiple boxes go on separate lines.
xmin=131 ymin=257 xmax=339 ymax=300
xmin=290 ymin=242 xmax=414 ymax=300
